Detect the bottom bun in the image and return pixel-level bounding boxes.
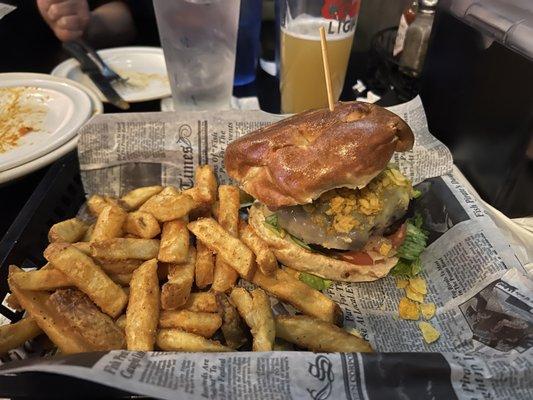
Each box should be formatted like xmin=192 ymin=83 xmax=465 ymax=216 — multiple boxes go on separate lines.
xmin=248 ymin=203 xmax=398 ymax=283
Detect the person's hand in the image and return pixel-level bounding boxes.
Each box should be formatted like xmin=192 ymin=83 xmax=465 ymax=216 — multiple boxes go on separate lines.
xmin=37 ymin=0 xmax=90 ymax=42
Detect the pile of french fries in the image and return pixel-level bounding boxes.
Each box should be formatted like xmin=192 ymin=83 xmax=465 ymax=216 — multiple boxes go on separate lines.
xmin=0 ymin=165 xmax=372 ymax=355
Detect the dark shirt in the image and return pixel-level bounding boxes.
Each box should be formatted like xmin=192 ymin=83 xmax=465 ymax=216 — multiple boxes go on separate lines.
xmin=0 ymin=1 xmax=160 ymax=74
xmin=126 ymin=0 xmax=160 ymax=47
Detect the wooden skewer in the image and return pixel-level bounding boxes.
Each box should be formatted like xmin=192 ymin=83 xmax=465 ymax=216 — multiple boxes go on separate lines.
xmin=319 ymin=26 xmax=335 ymax=112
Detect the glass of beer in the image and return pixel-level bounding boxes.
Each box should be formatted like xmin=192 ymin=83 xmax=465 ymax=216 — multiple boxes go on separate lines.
xmin=280 ymin=0 xmax=360 ymax=114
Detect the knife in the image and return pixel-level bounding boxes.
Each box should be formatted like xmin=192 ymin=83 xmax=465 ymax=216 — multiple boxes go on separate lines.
xmin=63 ymin=41 xmax=130 ymax=110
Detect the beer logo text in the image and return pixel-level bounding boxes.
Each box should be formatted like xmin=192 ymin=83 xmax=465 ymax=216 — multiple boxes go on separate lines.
xmin=321 ymin=0 xmax=361 ymax=20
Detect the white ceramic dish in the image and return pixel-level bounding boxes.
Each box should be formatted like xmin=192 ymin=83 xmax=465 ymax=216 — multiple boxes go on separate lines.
xmin=52 ymin=47 xmax=171 ymax=103
xmin=0 ymin=73 xmax=103 ymax=185
xmin=0 ymin=73 xmax=92 ymax=172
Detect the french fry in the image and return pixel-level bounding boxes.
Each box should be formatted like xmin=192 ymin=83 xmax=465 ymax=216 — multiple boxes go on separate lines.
xmin=211 ymin=201 xmax=219 ymax=220
xmin=195 ymin=240 xmax=214 ymax=289
xmin=124 ymin=211 xmax=161 ymax=239
xmin=90 ymin=238 xmax=160 ymax=260
xmin=180 ymin=292 xmax=218 ymax=313
xmin=72 ymin=241 xmax=91 ymax=255
xmin=5 ymin=293 xmax=22 ymax=311
xmin=230 ymin=288 xmax=275 ymax=351
xmin=87 ymin=195 xmax=123 ymax=216
xmin=160 ymin=186 xmax=180 ymax=196
xmin=161 ymin=248 xmax=196 ymax=310
xmin=156 ymin=329 xmax=231 ymax=352
xmin=217 ymin=185 xmax=240 ymax=237
xmin=115 ymin=314 xmax=126 ymax=332
xmin=159 ymin=310 xmax=222 ymax=338
xmin=195 ymin=164 xmax=218 ymax=203
xmin=188 ymin=218 xmax=254 ymax=280
xmin=139 ymin=190 xmax=197 ymax=222
xmin=121 ymin=185 xmax=163 ymax=210
xmin=109 ymin=273 xmax=132 ymax=286
xmin=252 ymin=268 xmax=343 ymax=325
xmin=158 ymin=219 xmax=189 ymax=263
xmin=8 ymin=266 xmax=91 ymax=354
xmin=217 ymin=293 xmax=248 ymax=349
xmin=211 ymin=185 xmax=241 ymax=291
xmin=9 ymin=268 xmax=71 ymax=291
xmin=0 ymin=317 xmax=42 ymax=354
xmin=48 ymin=289 xmax=125 ymax=350
xmin=91 ymin=205 xmax=127 ymax=242
xmin=182 ymin=165 xmax=217 ymax=204
xmin=126 ymin=259 xmax=160 ymax=351
xmin=275 ymin=315 xmax=372 ymax=352
xmin=44 ymin=244 xmax=127 ymax=318
xmin=212 ymin=258 xmax=239 ymax=293
xmin=82 ymin=224 xmax=95 ymax=242
xmin=97 ymin=259 xmax=143 ymax=274
xmin=239 ymin=221 xmax=277 ymax=276
xmin=48 ymin=218 xmax=89 ymax=243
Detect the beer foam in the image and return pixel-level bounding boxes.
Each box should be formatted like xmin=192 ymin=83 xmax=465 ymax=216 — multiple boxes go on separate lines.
xmin=282 ymin=15 xmax=355 ymax=41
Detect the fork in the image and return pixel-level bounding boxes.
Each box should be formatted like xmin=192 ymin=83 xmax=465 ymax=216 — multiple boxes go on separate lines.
xmin=76 ymin=39 xmax=129 ymax=86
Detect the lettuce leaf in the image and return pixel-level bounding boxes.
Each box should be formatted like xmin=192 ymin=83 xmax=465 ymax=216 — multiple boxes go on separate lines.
xmin=299 ymin=272 xmax=333 ymax=291
xmin=390 ymin=214 xmax=428 ymax=278
xmin=264 ymin=213 xmax=314 ymax=252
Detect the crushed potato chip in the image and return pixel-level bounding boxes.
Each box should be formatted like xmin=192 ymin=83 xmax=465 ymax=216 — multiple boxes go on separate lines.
xmin=405 ymin=286 xmax=425 ymax=303
xmin=396 ymin=278 xmax=409 ymax=289
xmin=419 ymin=321 xmax=440 ymax=343
xmin=408 ymin=277 xmax=427 ymax=295
xmin=420 ymin=303 xmax=436 ymax=320
xmin=398 ymin=297 xmax=420 ymax=320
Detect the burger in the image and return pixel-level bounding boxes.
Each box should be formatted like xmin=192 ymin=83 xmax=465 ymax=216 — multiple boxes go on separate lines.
xmin=224 ymin=102 xmax=426 ymax=283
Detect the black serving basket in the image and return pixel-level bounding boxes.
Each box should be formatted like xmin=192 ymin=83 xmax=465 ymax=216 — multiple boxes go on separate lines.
xmin=0 ymin=153 xmax=147 ymax=399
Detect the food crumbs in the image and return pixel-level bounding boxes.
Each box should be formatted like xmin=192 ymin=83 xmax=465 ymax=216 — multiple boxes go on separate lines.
xmin=398 ymin=297 xmax=420 ymax=320
xmin=379 ymin=242 xmax=392 ymax=256
xmin=408 ymin=277 xmax=427 ymax=294
xmin=396 ymin=278 xmax=409 ymax=289
xmin=419 ymin=321 xmax=440 ymax=343
xmin=405 ymin=286 xmax=425 ymax=303
xmin=420 ymin=303 xmax=436 ymax=320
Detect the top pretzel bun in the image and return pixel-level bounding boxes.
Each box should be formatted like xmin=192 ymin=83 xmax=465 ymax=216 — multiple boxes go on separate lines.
xmin=224 ymin=102 xmax=414 ymax=210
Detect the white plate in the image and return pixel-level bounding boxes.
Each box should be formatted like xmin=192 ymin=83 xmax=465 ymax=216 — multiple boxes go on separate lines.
xmin=52 ymin=47 xmax=171 ymax=103
xmin=0 ymin=73 xmax=93 ymax=172
xmin=0 ymin=73 xmax=103 ymax=185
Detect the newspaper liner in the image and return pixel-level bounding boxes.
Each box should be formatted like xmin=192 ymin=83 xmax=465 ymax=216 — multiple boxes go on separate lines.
xmin=0 ymin=97 xmax=531 ymax=399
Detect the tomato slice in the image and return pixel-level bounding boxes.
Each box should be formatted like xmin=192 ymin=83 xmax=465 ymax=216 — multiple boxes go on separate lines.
xmin=337 ymin=251 xmax=374 ymax=265
xmin=387 ymin=223 xmax=407 ymax=248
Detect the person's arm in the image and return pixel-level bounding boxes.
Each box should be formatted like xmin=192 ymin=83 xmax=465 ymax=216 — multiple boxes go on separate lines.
xmin=37 ymin=0 xmax=135 ymax=47
xmin=85 ymin=1 xmax=136 ymax=47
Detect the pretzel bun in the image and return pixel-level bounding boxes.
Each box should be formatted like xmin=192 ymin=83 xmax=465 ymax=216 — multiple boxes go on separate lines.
xmin=225 ymin=102 xmax=414 ymax=210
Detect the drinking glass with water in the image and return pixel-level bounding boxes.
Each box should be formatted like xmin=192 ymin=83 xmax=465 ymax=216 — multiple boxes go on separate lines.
xmin=153 ymin=0 xmax=241 ymax=111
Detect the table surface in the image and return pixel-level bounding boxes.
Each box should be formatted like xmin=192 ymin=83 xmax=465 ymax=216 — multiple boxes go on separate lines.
xmin=0 ymin=5 xmax=405 ymax=240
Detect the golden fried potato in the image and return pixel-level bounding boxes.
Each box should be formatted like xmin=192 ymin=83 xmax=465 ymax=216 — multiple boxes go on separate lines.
xmin=126 ymin=259 xmax=160 ymax=351
xmin=44 ymin=244 xmax=127 ymax=318
xmin=275 ymin=315 xmax=372 ymax=352
xmin=159 ymin=310 xmax=221 ymax=338
xmin=156 ymin=329 xmax=231 ymax=352
xmin=48 ymin=289 xmax=125 ymax=350
xmin=48 ymin=218 xmax=89 ymax=243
